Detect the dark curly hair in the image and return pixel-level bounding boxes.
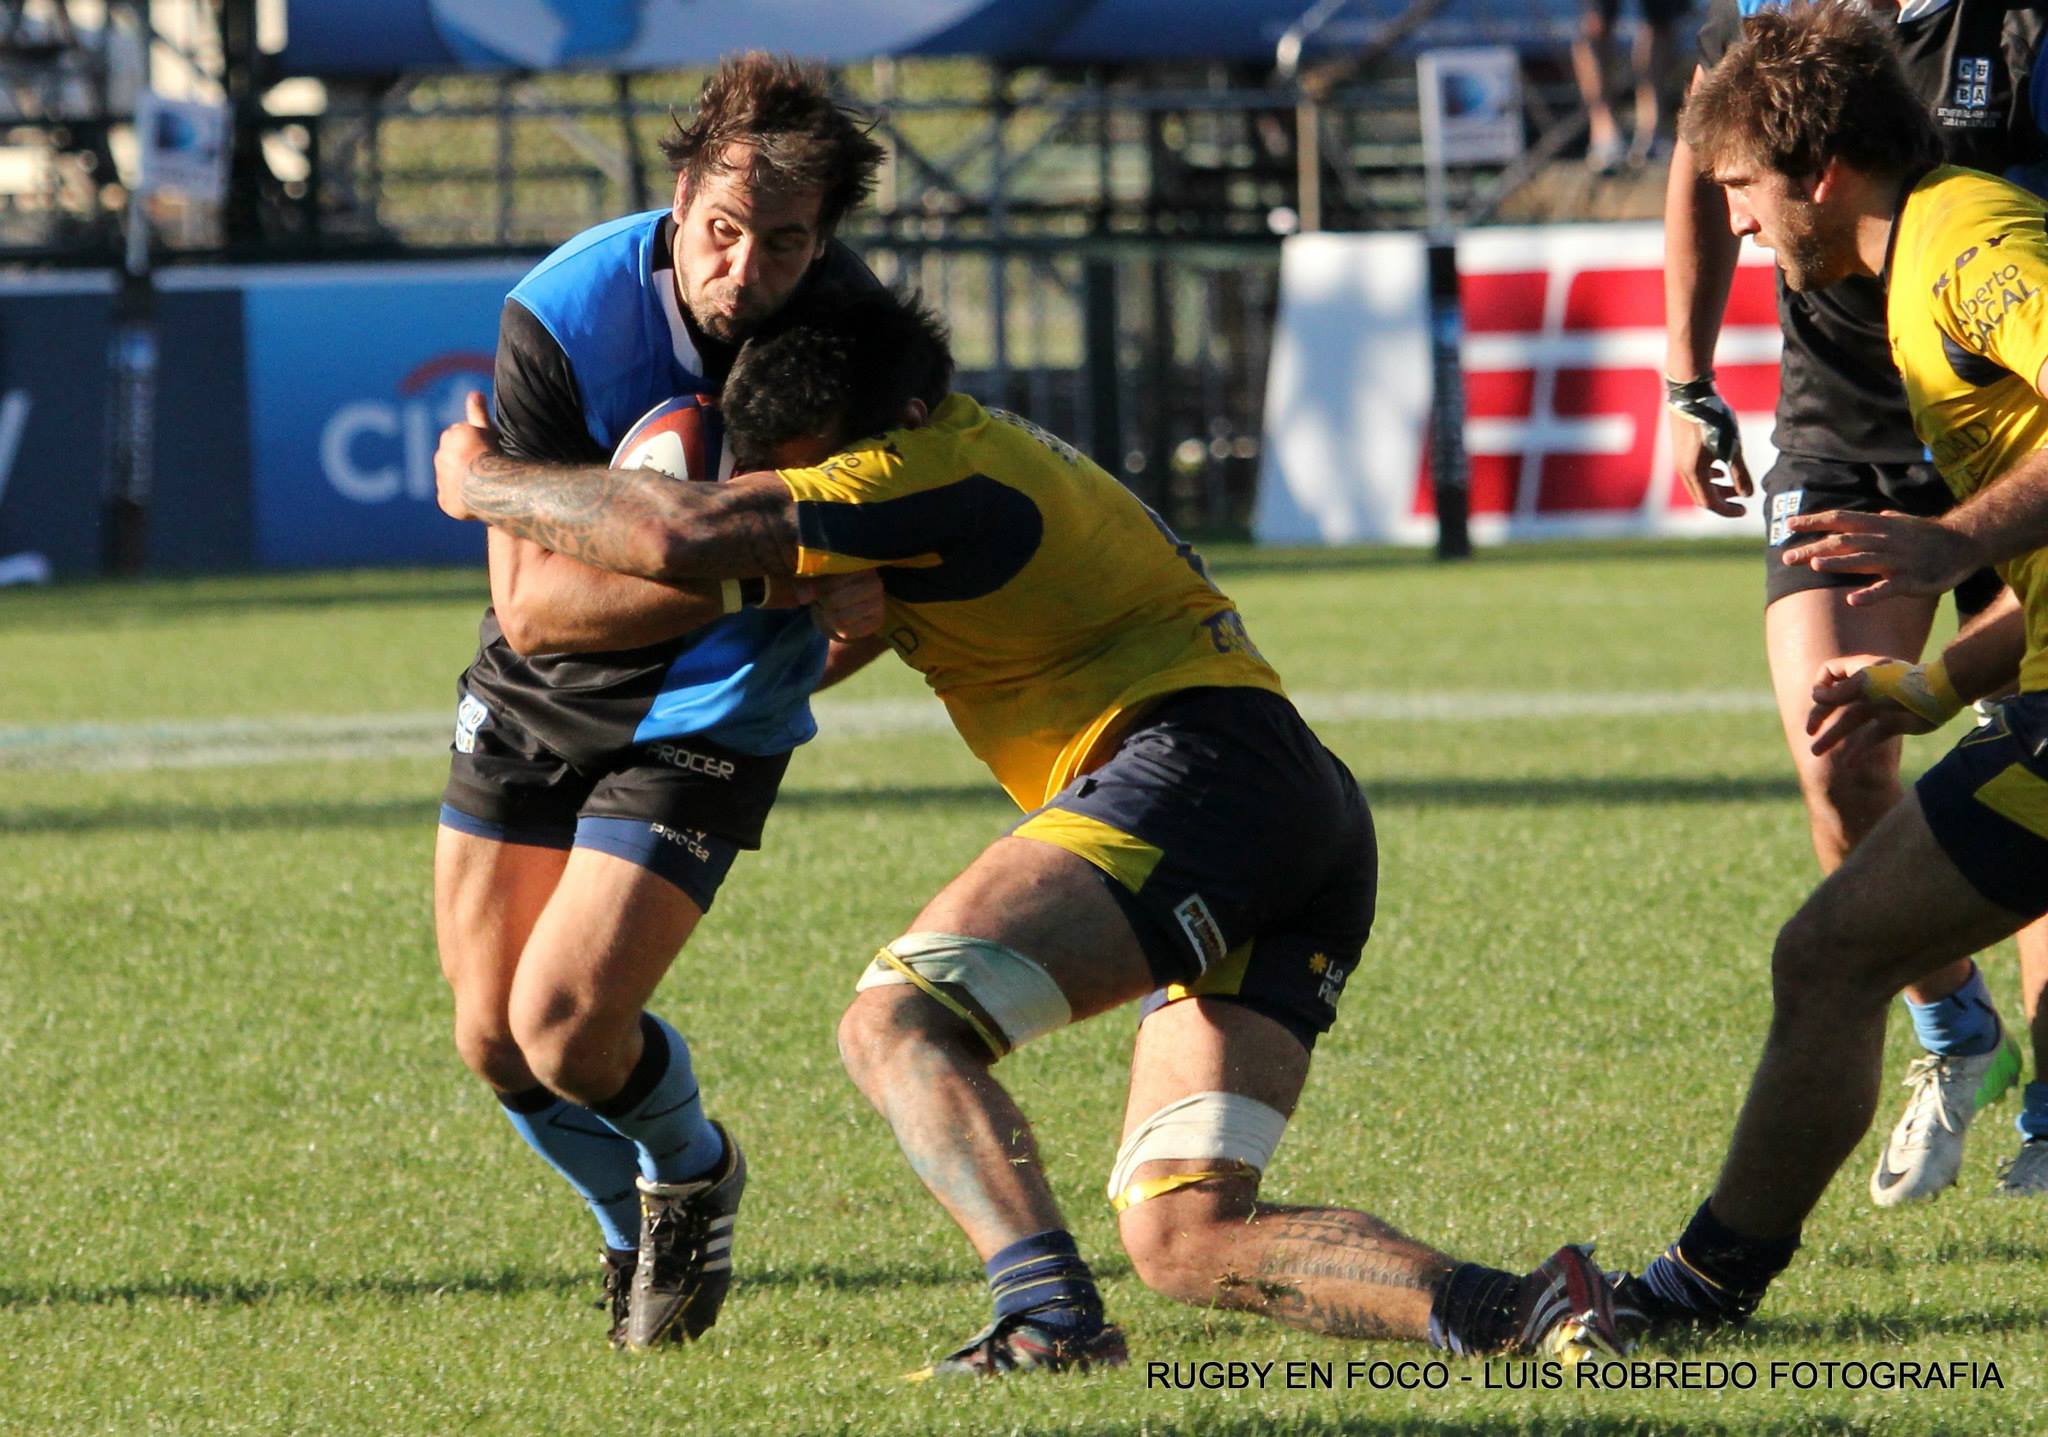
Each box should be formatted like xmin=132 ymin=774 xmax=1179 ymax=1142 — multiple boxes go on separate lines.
xmin=1681 ymin=1 xmax=1939 ymax=181
xmin=721 ymin=290 xmax=954 ymax=467
xmin=659 ymin=52 xmax=885 ymax=235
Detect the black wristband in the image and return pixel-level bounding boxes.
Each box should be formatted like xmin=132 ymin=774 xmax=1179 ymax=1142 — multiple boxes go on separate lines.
xmin=1663 ymin=372 xmax=1718 ymax=403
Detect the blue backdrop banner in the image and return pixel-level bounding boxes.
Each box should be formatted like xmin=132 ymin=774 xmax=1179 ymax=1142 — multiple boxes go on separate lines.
xmin=278 ymin=0 xmax=1599 ymax=75
xmin=278 ymin=0 xmax=988 ymax=75
xmin=239 ymin=262 xmax=516 ymax=568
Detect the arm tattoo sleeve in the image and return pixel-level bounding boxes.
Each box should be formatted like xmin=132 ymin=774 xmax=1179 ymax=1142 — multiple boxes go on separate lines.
xmin=462 ymin=452 xmax=799 ymax=582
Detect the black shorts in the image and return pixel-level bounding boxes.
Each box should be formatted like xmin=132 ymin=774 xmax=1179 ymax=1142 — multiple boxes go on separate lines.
xmin=440 ymin=680 xmax=788 ymax=908
xmin=1585 ymin=0 xmax=1690 ymax=25
xmin=1761 ymin=452 xmax=2004 ymax=615
xmin=1916 ymin=693 xmax=2048 ymax=919
xmin=1008 ymin=687 xmax=1376 ymax=1050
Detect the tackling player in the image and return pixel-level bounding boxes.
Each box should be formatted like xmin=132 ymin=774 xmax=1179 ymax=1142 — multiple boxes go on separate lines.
xmin=1619 ymin=2 xmax=2048 ymax=1336
xmin=1663 ymin=0 xmax=2045 ymax=1207
xmin=432 ymin=52 xmax=885 ymax=1349
xmin=433 ymin=290 xmax=1628 ymax=1375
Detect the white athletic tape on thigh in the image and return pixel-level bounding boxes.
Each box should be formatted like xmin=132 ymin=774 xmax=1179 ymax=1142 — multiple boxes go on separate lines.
xmin=1107 ymin=1090 xmax=1288 ymax=1211
xmin=855 ymin=932 xmax=1072 ymax=1057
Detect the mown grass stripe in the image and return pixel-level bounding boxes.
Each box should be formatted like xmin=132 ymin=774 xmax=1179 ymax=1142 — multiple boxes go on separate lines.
xmin=0 ymin=688 xmax=1777 ymax=773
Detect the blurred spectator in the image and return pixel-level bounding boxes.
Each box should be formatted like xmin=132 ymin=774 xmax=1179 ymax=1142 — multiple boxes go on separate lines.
xmin=1574 ymin=0 xmax=1689 ymax=172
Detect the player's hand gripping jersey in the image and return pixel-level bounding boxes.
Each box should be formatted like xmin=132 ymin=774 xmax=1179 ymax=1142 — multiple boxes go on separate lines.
xmin=777 ymin=395 xmax=1287 ymax=808
xmin=1888 ymin=165 xmax=2048 ymax=688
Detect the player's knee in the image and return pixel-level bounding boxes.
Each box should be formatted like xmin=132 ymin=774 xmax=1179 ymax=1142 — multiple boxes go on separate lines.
xmin=1108 ymin=1091 xmax=1286 ymax=1299
xmin=840 ymin=933 xmax=1073 ymax=1080
xmin=1798 ymin=749 xmax=1902 ymax=844
xmin=451 ymin=1014 xmax=530 ymax=1092
xmin=835 ymin=984 xmax=986 ymax=1091
xmin=1118 ymin=1186 xmax=1256 ymax=1303
xmin=1769 ymin=905 xmax=1866 ymax=1012
xmin=508 ymin=991 xmax=634 ymax=1105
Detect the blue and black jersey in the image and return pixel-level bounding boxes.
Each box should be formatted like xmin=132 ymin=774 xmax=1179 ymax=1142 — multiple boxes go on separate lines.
xmin=458 ymin=208 xmax=878 ymax=770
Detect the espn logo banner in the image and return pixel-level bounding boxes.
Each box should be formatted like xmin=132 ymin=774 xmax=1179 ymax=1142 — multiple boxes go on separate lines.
xmin=1255 ymin=224 xmax=1782 ymax=546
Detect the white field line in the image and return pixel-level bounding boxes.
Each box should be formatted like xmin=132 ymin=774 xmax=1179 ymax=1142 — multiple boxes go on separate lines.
xmin=0 ymin=688 xmax=1777 ymax=775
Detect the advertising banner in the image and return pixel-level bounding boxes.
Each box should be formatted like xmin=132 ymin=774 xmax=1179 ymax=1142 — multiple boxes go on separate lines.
xmin=1418 ymin=48 xmax=1523 ymax=168
xmin=279 ymin=0 xmax=1596 ymax=74
xmin=236 ymin=262 xmax=515 ymax=568
xmin=1256 ymin=224 xmax=1785 ymax=546
xmin=135 ymin=91 xmax=231 ymax=201
xmin=0 ymin=276 xmax=113 ymax=576
xmin=279 ymin=0 xmax=987 ymax=75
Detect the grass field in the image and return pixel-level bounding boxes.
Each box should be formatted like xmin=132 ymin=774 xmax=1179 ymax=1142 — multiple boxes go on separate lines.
xmin=4 ymin=541 xmax=2041 ymax=1437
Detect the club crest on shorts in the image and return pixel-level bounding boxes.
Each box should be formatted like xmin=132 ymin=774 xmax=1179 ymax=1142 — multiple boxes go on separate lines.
xmin=1767 ymin=489 xmax=1803 ymax=546
xmin=454 ymin=692 xmax=489 ymax=754
xmin=1172 ymin=894 xmax=1228 ymax=973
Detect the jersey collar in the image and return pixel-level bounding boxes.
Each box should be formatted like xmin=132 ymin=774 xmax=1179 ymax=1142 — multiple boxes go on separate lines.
xmin=1879 ymin=164 xmax=1938 ymax=293
xmin=650 ymin=213 xmax=707 ymax=377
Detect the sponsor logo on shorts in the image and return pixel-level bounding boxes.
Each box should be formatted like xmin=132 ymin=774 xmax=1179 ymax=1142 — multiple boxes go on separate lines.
xmin=647 ymin=743 xmax=737 ymax=781
xmin=1310 ymin=951 xmax=1352 ymax=1009
xmin=649 ymin=822 xmax=713 ymax=863
xmin=1767 ymin=489 xmax=1802 ymax=547
xmin=454 ymin=692 xmax=488 ymax=754
xmin=1173 ymin=894 xmax=1228 ymax=973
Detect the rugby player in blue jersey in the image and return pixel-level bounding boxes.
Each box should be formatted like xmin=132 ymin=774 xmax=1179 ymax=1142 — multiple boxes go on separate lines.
xmin=432 ymin=52 xmax=885 ymax=1349
xmin=434 ymin=290 xmax=1627 ymax=1376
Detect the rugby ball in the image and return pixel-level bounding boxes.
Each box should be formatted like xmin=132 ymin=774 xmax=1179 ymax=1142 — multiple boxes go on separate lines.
xmin=611 ymin=393 xmax=728 ymax=482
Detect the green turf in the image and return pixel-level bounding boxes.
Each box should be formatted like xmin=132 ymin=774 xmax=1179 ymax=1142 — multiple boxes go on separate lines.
xmin=3 ymin=543 xmax=2039 ymax=1436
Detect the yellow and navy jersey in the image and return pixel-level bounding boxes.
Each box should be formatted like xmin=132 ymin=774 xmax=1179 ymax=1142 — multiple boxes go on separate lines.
xmin=778 ymin=393 xmax=1286 ymax=809
xmin=1888 ymin=165 xmax=2048 ymax=690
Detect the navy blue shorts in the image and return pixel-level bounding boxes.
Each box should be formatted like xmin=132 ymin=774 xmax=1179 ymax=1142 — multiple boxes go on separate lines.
xmin=1917 ymin=693 xmax=2048 ymax=919
xmin=1010 ymin=687 xmax=1376 ymax=1050
xmin=439 ymin=682 xmax=779 ymax=911
xmin=438 ymin=804 xmax=740 ymax=912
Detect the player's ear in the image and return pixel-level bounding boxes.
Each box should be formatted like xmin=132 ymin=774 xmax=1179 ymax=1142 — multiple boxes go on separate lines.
xmin=901 ymin=398 xmax=929 ymax=430
xmin=671 ymin=171 xmax=691 ymax=223
xmin=1806 ymin=157 xmax=1841 ymax=205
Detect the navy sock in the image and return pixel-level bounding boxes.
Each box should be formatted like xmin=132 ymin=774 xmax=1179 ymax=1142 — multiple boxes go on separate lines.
xmin=2018 ymin=1081 xmax=2048 ymax=1142
xmin=1426 ymin=1264 xmax=1520 ymax=1354
xmin=1905 ymin=964 xmax=2001 ymax=1058
xmin=985 ymin=1230 xmax=1104 ymax=1334
xmin=497 ymin=1085 xmax=642 ymax=1251
xmin=1640 ymin=1200 xmax=1798 ymax=1325
xmin=589 ymin=1012 xmax=724 ymax=1185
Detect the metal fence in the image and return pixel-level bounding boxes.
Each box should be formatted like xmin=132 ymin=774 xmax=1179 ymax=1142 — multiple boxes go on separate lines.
xmin=866 ymin=236 xmax=1279 ymax=534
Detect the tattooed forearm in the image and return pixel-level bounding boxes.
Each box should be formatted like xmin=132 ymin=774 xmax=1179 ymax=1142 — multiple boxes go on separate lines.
xmin=462 ymin=452 xmax=799 ymax=582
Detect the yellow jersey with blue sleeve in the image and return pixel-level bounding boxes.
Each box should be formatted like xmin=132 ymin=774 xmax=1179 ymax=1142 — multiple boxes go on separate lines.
xmin=1887 ymin=165 xmax=2048 ymax=690
xmin=778 ymin=393 xmax=1287 ymax=809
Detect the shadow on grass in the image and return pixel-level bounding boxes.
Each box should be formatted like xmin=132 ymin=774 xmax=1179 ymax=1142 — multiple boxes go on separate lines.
xmin=0 ymin=1258 xmax=966 ymax=1312
xmin=804 ymin=1418 xmax=1863 ymax=1437
xmin=0 ymin=773 xmax=1795 ymax=839
xmin=0 ymin=785 xmax=1005 ymax=837
xmin=1745 ymin=1300 xmax=2048 ymax=1345
xmin=1209 ymin=537 xmax=1754 ymax=579
xmin=1361 ymin=775 xmax=1795 ymax=809
xmin=0 ymin=1268 xmax=589 ymax=1310
xmin=0 ymin=574 xmax=490 ymax=632
xmin=1809 ymin=1231 xmax=2048 ymax=1275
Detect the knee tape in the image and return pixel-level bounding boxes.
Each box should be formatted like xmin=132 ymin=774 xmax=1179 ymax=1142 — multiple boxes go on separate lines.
xmin=1107 ymin=1090 xmax=1289 ymax=1211
xmin=855 ymin=931 xmax=1072 ymax=1059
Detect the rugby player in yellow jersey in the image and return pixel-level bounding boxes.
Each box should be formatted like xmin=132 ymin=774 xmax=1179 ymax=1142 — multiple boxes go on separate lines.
xmin=1614 ymin=2 xmax=2048 ymax=1338
xmin=433 ymin=289 xmax=1627 ymax=1374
